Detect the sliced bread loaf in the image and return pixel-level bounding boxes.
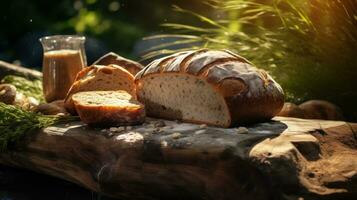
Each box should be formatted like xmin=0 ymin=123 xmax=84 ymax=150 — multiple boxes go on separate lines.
xmin=72 ymin=90 xmax=145 ymax=127
xmin=135 ymin=49 xmax=284 ymax=127
xmin=93 ymin=52 xmax=143 ymax=75
xmin=64 ymin=64 xmax=136 ymax=114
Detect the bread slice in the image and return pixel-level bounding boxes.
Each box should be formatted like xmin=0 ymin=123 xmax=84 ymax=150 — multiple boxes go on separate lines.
xmin=72 ymin=90 xmax=145 ymax=127
xmin=93 ymin=52 xmax=143 ymax=75
xmin=64 ymin=64 xmax=136 ymax=114
xmin=135 ymin=49 xmax=284 ymax=127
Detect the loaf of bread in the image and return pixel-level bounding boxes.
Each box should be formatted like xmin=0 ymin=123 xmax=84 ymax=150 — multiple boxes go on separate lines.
xmin=135 ymin=49 xmax=284 ymax=127
xmin=72 ymin=91 xmax=145 ymax=127
xmin=93 ymin=52 xmax=143 ymax=75
xmin=64 ymin=64 xmax=136 ymax=114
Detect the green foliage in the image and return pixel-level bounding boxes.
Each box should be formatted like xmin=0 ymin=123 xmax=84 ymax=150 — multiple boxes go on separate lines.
xmin=143 ymin=0 xmax=357 ymax=121
xmin=48 ymin=2 xmax=146 ymax=59
xmin=0 ymin=75 xmax=77 ymax=152
xmin=1 ymin=75 xmax=44 ymax=102
xmin=0 ymin=103 xmax=77 ymax=152
xmin=0 ymin=0 xmax=209 ymax=61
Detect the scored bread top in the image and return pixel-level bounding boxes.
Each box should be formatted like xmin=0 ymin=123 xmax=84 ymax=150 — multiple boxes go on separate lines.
xmin=135 ymin=49 xmax=283 ymax=99
xmin=93 ymin=52 xmax=143 ymax=75
xmin=65 ymin=64 xmax=136 ymax=98
xmin=135 ymin=49 xmax=284 ymax=124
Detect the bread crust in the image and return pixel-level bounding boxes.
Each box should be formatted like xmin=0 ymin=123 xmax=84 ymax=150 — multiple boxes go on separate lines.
xmin=64 ymin=64 xmax=136 ymax=115
xmin=93 ymin=52 xmax=143 ymax=75
xmin=74 ymin=103 xmax=145 ymax=127
xmin=72 ymin=91 xmax=145 ymax=127
xmin=135 ymin=49 xmax=284 ymax=126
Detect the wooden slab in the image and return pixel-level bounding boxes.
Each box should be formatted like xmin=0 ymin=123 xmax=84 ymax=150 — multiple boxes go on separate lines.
xmin=0 ymin=60 xmax=42 ymax=80
xmin=0 ymin=117 xmax=356 ymax=200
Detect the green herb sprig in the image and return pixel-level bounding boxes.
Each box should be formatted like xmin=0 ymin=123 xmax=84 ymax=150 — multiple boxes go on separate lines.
xmin=0 ymin=103 xmax=77 ymax=152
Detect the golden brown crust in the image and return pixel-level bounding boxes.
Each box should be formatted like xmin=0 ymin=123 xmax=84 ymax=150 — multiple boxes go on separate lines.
xmin=64 ymin=64 xmax=136 ymax=115
xmin=135 ymin=49 xmax=285 ymax=126
xmin=73 ymin=91 xmax=145 ymax=127
xmin=217 ymin=78 xmax=247 ymax=98
xmin=93 ymin=52 xmax=143 ymax=75
xmin=64 ymin=66 xmax=98 ymax=113
xmin=74 ymin=104 xmax=145 ymax=127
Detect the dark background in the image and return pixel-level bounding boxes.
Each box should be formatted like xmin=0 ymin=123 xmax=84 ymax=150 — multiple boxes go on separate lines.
xmin=0 ymin=165 xmax=117 ymax=200
xmin=0 ymin=0 xmax=210 ymax=68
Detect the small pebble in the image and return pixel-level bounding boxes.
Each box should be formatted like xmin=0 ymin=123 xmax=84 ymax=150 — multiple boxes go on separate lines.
xmin=117 ymin=127 xmax=125 ymax=132
xmin=101 ymin=129 xmax=107 ymax=132
xmin=171 ymin=132 xmax=181 ymax=139
xmin=108 ymin=132 xmax=113 ymax=137
xmin=126 ymin=126 xmax=132 ymax=130
xmin=147 ymin=124 xmax=155 ymax=128
xmin=166 ymin=125 xmax=173 ymax=129
xmin=199 ymin=124 xmax=207 ymax=129
xmin=153 ymin=120 xmax=166 ymax=127
xmin=116 ymin=132 xmax=143 ymax=144
xmin=161 ymin=141 xmax=168 ymax=147
xmin=109 ymin=127 xmax=125 ymax=133
xmin=236 ymin=127 xmax=249 ymax=134
xmin=152 ymin=128 xmax=162 ymax=134
xmin=194 ymin=129 xmax=206 ymax=135
xmin=143 ymin=132 xmax=150 ymax=137
xmin=109 ymin=127 xmax=118 ymax=132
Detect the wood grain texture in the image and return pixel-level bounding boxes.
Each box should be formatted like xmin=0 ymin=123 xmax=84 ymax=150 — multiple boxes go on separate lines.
xmin=0 ymin=117 xmax=356 ymax=200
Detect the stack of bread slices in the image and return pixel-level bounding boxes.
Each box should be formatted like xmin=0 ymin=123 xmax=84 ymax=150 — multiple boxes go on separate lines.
xmin=63 ymin=50 xmax=284 ymax=128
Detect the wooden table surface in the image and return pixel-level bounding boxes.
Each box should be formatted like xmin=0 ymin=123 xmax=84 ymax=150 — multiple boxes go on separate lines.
xmin=0 ymin=117 xmax=356 ymax=200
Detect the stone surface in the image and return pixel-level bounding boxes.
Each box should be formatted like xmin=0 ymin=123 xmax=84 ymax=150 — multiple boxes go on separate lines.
xmin=0 ymin=117 xmax=356 ymax=200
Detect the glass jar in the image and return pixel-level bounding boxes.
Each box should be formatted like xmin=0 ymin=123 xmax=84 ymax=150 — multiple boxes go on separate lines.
xmin=39 ymin=35 xmax=86 ymax=102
